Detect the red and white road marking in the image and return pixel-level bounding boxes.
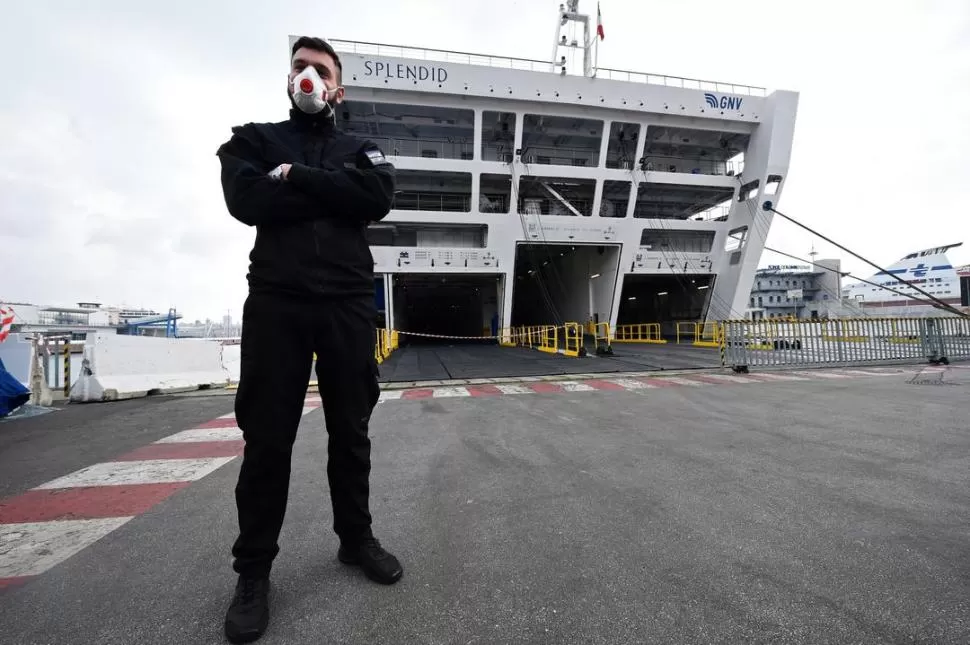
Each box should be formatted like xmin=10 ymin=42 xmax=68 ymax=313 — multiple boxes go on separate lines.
xmin=377 ymin=367 xmax=906 ymax=403
xmin=1 ymin=518 xmax=133 ymax=579
xmin=0 ymin=404 xmax=317 ymax=591
xmin=34 ymin=458 xmax=238 ymax=490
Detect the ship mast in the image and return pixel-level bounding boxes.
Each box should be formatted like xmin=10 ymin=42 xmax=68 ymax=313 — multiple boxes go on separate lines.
xmin=552 ymin=1 xmax=599 ymax=77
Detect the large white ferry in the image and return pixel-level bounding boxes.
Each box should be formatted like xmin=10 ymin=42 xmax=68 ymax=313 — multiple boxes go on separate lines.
xmin=299 ymin=0 xmax=799 ymax=341
xmin=842 ymin=242 xmax=969 ymax=316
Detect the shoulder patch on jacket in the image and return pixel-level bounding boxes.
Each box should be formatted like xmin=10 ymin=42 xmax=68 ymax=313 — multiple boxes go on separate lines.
xmin=358 ymin=144 xmax=392 ymax=168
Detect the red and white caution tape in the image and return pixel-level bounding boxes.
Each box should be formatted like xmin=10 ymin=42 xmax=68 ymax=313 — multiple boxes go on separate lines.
xmin=0 ymin=305 xmax=15 ymax=344
xmin=394 ymin=330 xmax=504 ymax=340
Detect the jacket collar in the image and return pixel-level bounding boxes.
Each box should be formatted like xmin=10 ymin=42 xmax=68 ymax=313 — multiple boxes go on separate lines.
xmin=288 ymin=106 xmax=337 ymax=133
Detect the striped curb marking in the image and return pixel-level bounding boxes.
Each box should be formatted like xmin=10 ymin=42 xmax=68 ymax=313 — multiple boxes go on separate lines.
xmin=0 ymin=402 xmax=321 ymax=592
xmin=377 ymin=367 xmax=909 ymax=403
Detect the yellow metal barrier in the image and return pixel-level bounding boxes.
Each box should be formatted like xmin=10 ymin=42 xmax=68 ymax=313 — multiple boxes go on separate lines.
xmin=374 ymin=329 xmax=386 ymax=364
xmin=593 ymin=321 xmax=613 ymax=355
xmin=499 ymin=327 xmax=516 ymax=347
xmin=675 ymin=322 xmax=697 ymax=344
xmin=614 ymin=323 xmax=666 ymax=344
xmin=563 ymin=322 xmax=582 ymax=357
xmin=373 ymin=328 xmax=399 ymax=364
xmin=514 ymin=325 xmax=557 ymax=352
xmin=693 ymin=322 xmax=722 ymax=348
xmin=537 ymin=325 xmax=558 ymax=353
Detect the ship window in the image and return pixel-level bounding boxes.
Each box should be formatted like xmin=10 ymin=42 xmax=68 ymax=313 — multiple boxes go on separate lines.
xmin=692 ymin=200 xmax=731 ymax=222
xmin=634 ymin=182 xmax=735 ymax=220
xmin=725 ymin=226 xmax=748 ymax=252
xmin=640 ymin=230 xmax=714 ymax=253
xmin=481 ymin=111 xmax=516 ymax=162
xmin=601 ymin=180 xmax=632 ymax=218
xmin=391 ymin=170 xmax=472 ymax=213
xmin=738 ymin=179 xmax=760 ymax=202
xmin=521 ymin=114 xmax=604 ymax=167
xmin=366 ymin=224 xmax=488 ymax=248
xmin=479 ymin=174 xmax=512 ymax=214
xmin=764 ymin=174 xmax=783 ymax=196
xmin=643 ymin=125 xmax=748 ymax=176
xmin=338 ymin=101 xmax=474 ymax=161
xmin=606 ymin=122 xmax=640 ymax=169
xmin=517 ymin=176 xmax=595 ymax=217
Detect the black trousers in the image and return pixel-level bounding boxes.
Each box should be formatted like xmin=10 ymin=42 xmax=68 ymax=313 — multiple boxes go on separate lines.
xmin=230 ymin=291 xmax=381 ymax=578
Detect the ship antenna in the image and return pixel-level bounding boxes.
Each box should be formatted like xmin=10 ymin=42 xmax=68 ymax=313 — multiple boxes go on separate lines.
xmin=552 ymin=1 xmax=601 ymax=78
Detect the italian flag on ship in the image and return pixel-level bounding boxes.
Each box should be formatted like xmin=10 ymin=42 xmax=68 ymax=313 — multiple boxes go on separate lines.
xmin=596 ymin=2 xmax=604 ymax=40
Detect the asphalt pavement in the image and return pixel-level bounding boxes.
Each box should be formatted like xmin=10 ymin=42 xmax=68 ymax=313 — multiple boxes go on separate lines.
xmin=1 ymin=363 xmax=968 ymax=644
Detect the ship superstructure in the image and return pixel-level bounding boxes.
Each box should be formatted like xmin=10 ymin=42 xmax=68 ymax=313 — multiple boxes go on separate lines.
xmin=293 ymin=1 xmax=799 ymax=340
xmin=842 ymin=243 xmax=968 ymax=316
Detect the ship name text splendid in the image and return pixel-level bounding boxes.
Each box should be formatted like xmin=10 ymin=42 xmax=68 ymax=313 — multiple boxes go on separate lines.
xmin=363 ymin=60 xmax=449 ymax=83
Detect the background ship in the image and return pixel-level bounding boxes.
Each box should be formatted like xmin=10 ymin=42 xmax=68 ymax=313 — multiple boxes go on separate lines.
xmin=841 ymin=242 xmax=970 ymax=317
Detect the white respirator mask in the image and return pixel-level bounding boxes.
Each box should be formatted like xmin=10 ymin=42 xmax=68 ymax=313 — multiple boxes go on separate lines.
xmin=290 ymin=65 xmax=339 ymax=117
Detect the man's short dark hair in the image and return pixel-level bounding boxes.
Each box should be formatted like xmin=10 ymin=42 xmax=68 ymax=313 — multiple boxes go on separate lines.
xmin=291 ymin=36 xmax=342 ymax=84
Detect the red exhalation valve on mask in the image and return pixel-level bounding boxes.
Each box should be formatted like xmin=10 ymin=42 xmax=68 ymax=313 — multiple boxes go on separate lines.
xmin=291 ymin=65 xmax=331 ymax=115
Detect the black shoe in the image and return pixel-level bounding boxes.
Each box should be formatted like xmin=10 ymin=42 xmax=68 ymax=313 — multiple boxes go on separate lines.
xmin=224 ymin=576 xmax=270 ymax=644
xmin=338 ymin=537 xmax=403 ymax=585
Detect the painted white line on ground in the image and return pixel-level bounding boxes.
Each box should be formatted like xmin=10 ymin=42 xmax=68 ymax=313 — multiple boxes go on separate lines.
xmin=559 ymin=381 xmax=597 ymax=392
xmin=35 ymin=458 xmax=237 ymax=490
xmin=701 ymin=374 xmax=762 ymax=384
xmin=798 ymin=371 xmax=854 ymax=379
xmin=0 ymin=517 xmax=133 ymax=578
xmin=496 ymin=384 xmax=534 ymax=395
xmin=659 ymin=377 xmax=707 ymax=386
xmin=432 ymin=387 xmax=471 ymax=398
xmin=156 ymin=427 xmax=243 ymax=443
xmin=378 ymin=390 xmax=404 ymax=402
xmin=607 ymin=378 xmax=656 ymax=390
xmin=748 ymin=372 xmax=811 ymax=381
xmin=214 ymin=404 xmax=316 ymax=420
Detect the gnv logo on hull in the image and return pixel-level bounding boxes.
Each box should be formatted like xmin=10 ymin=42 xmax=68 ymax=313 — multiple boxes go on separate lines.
xmin=705 ymin=93 xmax=743 ymax=110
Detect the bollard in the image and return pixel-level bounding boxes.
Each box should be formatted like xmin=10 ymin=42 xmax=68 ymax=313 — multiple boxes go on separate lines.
xmin=63 ymin=341 xmax=71 ymax=397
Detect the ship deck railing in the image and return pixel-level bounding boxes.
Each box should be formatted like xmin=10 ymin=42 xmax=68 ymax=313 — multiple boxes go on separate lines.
xmin=330 ymin=39 xmax=768 ymax=97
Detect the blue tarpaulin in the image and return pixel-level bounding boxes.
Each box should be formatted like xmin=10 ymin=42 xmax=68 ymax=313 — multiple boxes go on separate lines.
xmin=0 ymin=357 xmax=30 ymax=417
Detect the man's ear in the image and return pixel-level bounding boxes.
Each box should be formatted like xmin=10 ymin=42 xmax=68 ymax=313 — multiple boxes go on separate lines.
xmin=333 ymin=86 xmax=346 ymax=104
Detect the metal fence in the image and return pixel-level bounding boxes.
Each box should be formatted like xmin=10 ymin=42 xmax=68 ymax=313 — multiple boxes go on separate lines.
xmin=722 ymin=317 xmax=970 ymax=370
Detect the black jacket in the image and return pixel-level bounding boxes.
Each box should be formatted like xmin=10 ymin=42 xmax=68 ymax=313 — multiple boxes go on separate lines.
xmin=216 ymin=108 xmax=395 ymax=299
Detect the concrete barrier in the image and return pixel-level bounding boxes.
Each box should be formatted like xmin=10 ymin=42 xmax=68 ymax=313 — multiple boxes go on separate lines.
xmin=70 ymin=333 xmax=230 ymax=403
xmin=0 ymin=333 xmax=54 ymax=406
xmin=0 ymin=333 xmax=33 ymax=387
xmin=222 ymin=344 xmax=241 ymax=383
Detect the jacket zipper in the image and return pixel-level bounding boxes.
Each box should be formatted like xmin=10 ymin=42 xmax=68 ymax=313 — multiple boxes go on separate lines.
xmin=311 ymin=134 xmax=326 ymax=258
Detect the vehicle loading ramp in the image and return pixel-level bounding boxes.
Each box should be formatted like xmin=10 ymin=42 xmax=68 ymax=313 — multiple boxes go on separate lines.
xmin=376 ymin=343 xmax=623 ymax=383
xmin=376 ymin=340 xmax=723 ymax=383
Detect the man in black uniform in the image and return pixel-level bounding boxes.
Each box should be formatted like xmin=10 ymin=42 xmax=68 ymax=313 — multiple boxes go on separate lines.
xmin=216 ymin=36 xmax=402 ymax=644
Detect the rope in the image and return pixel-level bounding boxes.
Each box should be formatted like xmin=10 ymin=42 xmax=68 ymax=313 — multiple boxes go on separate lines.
xmin=394 ymin=330 xmax=505 ymax=340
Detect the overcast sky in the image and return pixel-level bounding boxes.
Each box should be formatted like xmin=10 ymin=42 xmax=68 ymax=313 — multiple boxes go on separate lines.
xmin=2 ymin=0 xmax=968 ymax=321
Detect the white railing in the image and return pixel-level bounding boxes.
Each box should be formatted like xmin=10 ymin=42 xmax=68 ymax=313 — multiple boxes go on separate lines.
xmin=595 ymin=68 xmax=766 ymax=97
xmin=331 ymin=39 xmax=552 ymax=72
xmin=330 ymin=39 xmax=768 ymax=97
